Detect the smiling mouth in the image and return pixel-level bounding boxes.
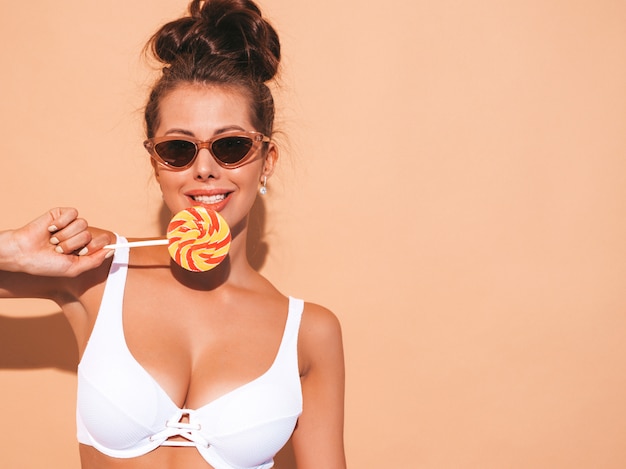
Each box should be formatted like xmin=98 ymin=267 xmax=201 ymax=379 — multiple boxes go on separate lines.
xmin=192 ymin=194 xmax=228 ymax=204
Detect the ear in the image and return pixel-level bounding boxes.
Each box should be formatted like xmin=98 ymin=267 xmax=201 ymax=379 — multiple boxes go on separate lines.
xmin=261 ymin=142 xmax=278 ymax=180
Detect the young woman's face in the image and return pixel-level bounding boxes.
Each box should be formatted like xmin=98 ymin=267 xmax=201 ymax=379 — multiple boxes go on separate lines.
xmin=152 ymin=84 xmax=276 ymax=235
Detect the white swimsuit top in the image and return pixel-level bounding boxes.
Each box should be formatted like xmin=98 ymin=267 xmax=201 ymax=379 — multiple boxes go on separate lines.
xmin=76 ymin=238 xmax=303 ymax=469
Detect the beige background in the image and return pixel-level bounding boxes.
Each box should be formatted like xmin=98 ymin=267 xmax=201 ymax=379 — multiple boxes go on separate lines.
xmin=1 ymin=1 xmax=626 ymax=467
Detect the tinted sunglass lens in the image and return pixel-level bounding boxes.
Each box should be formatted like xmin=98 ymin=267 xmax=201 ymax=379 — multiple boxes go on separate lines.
xmin=154 ymin=140 xmax=197 ymax=167
xmin=212 ymin=136 xmax=253 ymax=164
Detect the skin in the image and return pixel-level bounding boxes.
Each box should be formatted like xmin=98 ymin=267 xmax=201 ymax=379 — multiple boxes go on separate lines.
xmin=0 ymin=84 xmax=346 ymax=469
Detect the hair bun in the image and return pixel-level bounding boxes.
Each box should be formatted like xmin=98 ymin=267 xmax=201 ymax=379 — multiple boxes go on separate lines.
xmin=151 ymin=0 xmax=280 ymax=82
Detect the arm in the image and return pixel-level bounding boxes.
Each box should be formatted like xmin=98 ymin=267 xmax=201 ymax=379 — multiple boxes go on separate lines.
xmin=0 ymin=207 xmax=112 ymax=298
xmin=292 ymin=303 xmax=346 ymax=469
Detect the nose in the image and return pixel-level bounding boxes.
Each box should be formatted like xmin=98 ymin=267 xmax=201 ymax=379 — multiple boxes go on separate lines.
xmin=192 ymin=147 xmax=220 ymax=180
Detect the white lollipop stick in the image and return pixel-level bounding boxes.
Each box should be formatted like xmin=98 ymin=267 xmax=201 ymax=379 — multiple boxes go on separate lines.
xmin=104 ymin=239 xmax=169 ymax=249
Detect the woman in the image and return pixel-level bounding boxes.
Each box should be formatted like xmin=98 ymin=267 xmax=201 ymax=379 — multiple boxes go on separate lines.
xmin=0 ymin=1 xmax=346 ymax=468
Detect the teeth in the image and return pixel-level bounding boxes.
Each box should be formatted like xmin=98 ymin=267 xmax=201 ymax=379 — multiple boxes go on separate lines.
xmin=192 ymin=194 xmax=226 ymax=204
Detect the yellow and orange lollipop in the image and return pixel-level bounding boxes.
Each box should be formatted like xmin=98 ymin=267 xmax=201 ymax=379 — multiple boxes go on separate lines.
xmin=104 ymin=206 xmax=231 ymax=272
xmin=166 ymin=206 xmax=231 ymax=272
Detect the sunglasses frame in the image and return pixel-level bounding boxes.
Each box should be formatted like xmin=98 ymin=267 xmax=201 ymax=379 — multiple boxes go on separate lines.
xmin=144 ymin=130 xmax=271 ymax=170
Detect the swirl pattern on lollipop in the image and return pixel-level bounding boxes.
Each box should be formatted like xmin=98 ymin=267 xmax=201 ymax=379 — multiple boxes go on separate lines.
xmin=166 ymin=207 xmax=231 ymax=272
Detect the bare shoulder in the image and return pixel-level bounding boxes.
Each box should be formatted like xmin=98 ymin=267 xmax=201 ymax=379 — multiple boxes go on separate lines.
xmin=89 ymin=226 xmax=115 ymax=239
xmin=301 ymin=302 xmax=343 ymax=338
xmin=298 ymin=302 xmax=344 ymax=376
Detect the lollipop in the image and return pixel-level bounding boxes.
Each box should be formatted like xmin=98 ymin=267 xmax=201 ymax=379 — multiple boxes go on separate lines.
xmin=166 ymin=206 xmax=231 ymax=272
xmin=103 ymin=207 xmax=231 ymax=272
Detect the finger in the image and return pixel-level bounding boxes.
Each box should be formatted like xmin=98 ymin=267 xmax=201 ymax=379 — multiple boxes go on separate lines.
xmin=85 ymin=232 xmax=115 ymax=252
xmin=54 ymin=228 xmax=93 ymax=255
xmin=50 ymin=217 xmax=88 ymax=242
xmin=64 ymin=248 xmax=113 ymax=277
xmin=47 ymin=207 xmax=80 ymax=232
xmin=77 ymin=232 xmax=116 ymax=258
xmin=23 ymin=208 xmax=71 ymax=235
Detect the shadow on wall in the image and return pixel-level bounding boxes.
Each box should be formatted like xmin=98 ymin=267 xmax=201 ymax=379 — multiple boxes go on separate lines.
xmin=0 ymin=312 xmax=79 ymax=372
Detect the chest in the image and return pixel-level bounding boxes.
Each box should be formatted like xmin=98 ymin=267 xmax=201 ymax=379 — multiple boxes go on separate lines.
xmin=76 ymin=289 xmax=304 ymax=466
xmin=101 ymin=265 xmax=290 ymax=409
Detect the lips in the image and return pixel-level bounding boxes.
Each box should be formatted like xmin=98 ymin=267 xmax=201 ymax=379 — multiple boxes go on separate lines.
xmin=186 ymin=191 xmax=232 ymax=212
xmin=192 ymin=194 xmax=226 ymax=204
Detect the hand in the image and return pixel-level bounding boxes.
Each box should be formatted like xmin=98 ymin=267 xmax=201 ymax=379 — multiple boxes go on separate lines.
xmin=3 ymin=207 xmax=113 ymax=277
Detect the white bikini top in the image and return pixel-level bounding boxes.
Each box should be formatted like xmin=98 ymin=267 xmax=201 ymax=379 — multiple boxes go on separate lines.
xmin=76 ymin=237 xmax=303 ymax=468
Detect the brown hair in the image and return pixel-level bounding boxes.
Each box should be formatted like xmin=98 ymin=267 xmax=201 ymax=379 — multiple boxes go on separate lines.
xmin=144 ymin=0 xmax=281 ymax=138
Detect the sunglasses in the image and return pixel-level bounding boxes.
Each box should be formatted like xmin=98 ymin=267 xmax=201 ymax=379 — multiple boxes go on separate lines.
xmin=144 ymin=131 xmax=270 ymax=170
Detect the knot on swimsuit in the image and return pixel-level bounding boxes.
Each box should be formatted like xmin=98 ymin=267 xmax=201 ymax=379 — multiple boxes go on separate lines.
xmin=149 ymin=410 xmax=210 ymax=448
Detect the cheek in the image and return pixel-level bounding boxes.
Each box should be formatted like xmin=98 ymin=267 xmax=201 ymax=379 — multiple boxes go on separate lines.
xmin=156 ymin=171 xmax=185 ymax=196
xmin=237 ymin=159 xmax=265 ymax=183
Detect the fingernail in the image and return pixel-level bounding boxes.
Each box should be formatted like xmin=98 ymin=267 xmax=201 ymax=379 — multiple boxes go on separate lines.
xmin=48 ymin=225 xmax=58 ymax=233
xmin=55 ymin=246 xmax=64 ymax=254
xmin=50 ymin=237 xmax=60 ymax=245
xmin=105 ymin=249 xmax=115 ymax=259
xmin=78 ymin=247 xmax=89 ymax=256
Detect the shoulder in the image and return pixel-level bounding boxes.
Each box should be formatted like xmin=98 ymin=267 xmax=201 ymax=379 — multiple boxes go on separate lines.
xmin=298 ymin=301 xmax=344 ymax=377
xmin=300 ymin=301 xmax=343 ymax=339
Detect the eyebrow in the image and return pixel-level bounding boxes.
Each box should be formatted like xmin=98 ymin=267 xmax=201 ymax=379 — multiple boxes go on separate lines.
xmin=163 ymin=128 xmax=194 ymax=137
xmin=163 ymin=125 xmax=247 ymax=137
